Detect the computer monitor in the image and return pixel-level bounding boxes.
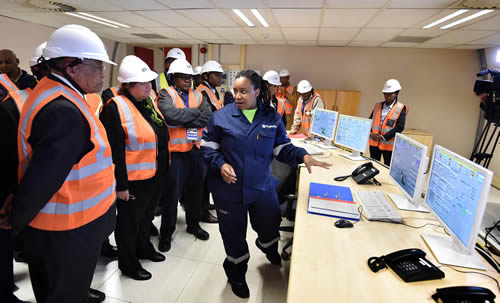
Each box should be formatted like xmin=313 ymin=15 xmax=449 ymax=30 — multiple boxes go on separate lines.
xmin=310 ymin=108 xmax=338 ymax=145
xmin=388 ymin=133 xmax=429 ymax=213
xmin=421 ymin=145 xmax=493 ymax=270
xmin=334 ymin=114 xmax=372 ymax=161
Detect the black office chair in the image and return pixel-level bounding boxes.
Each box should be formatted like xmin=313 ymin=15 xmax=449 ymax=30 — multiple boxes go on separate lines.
xmin=279 ymin=194 xmax=296 ymax=261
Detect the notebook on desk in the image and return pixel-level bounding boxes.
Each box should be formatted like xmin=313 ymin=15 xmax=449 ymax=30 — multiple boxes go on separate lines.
xmin=307 ymin=182 xmax=360 ymax=221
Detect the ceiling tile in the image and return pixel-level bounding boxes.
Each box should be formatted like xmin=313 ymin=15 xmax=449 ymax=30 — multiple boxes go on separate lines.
xmin=398 ymin=28 xmax=450 ymax=38
xmin=281 ymin=28 xmax=319 ymax=40
xmin=452 ymin=44 xmax=493 ymax=49
xmin=148 ymin=39 xmax=181 ymax=44
xmin=381 ymin=42 xmax=418 ymax=47
xmin=145 ymin=27 xmax=192 ymax=39
xmin=178 ymin=9 xmax=237 ymax=26
xmin=426 ymin=30 xmax=496 ymax=44
xmin=387 ymin=0 xmax=457 ymax=8
xmin=318 ymin=28 xmax=360 ymax=41
xmin=210 ymin=27 xmax=252 ymax=39
xmin=353 ymin=28 xmax=403 ymax=41
xmin=176 ymin=39 xmax=204 ymax=44
xmin=326 ymin=0 xmax=388 ymax=8
xmin=93 ymin=28 xmax=139 ymax=38
xmin=245 ymin=28 xmax=284 ymax=40
xmin=105 ymin=0 xmax=168 ymax=10
xmin=463 ymin=15 xmax=500 ymax=31
xmin=468 ymin=33 xmax=500 ymax=45
xmin=177 ymin=27 xmax=222 ymax=40
xmin=1 ymin=12 xmax=103 ymax=29
xmin=135 ymin=10 xmax=200 ymax=27
xmin=366 ymin=9 xmax=440 ymax=28
xmin=269 ymin=0 xmax=323 ymax=8
xmin=156 ymin=0 xmax=215 ymax=9
xmin=211 ymin=0 xmax=267 ymax=8
xmin=203 ymin=39 xmax=231 ymax=44
xmin=318 ymin=41 xmax=350 ymax=46
xmin=322 ymin=9 xmax=378 ymax=27
xmin=96 ymin=12 xmax=163 ymax=27
xmin=0 ymin=1 xmax=44 ymax=12
xmin=349 ymin=41 xmax=383 ymax=47
xmin=272 ymin=9 xmax=321 ymax=27
xmin=415 ymin=44 xmax=454 ymax=48
xmin=63 ymin=0 xmax=120 ymax=11
xmin=230 ymin=40 xmax=259 ymax=44
xmin=258 ymin=40 xmax=288 ymax=45
xmin=287 ymin=41 xmax=318 ymax=46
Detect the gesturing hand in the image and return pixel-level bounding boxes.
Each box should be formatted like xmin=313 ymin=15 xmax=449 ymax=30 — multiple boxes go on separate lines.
xmin=303 ymin=155 xmax=332 ymax=174
xmin=221 ymin=163 xmax=237 ymax=184
xmin=116 ymin=190 xmax=130 ymax=201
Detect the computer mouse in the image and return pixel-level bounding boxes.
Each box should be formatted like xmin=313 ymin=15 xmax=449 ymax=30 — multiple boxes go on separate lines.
xmin=335 ymin=219 xmax=353 ymax=228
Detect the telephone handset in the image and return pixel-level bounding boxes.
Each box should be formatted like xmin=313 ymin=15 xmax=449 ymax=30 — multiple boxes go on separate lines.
xmin=432 ymin=286 xmax=496 ymax=303
xmin=351 ymin=162 xmax=379 ymax=184
xmin=368 ymin=248 xmax=445 ymax=282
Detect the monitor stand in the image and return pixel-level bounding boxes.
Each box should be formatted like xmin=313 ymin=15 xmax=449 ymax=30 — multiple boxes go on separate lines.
xmin=314 ymin=140 xmax=337 ymax=150
xmin=388 ymin=193 xmax=430 ymax=213
xmin=340 ymin=150 xmax=365 ymax=161
xmin=421 ymin=234 xmax=487 ymax=270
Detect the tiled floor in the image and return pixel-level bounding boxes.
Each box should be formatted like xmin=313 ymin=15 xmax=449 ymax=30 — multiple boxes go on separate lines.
xmin=13 ymin=206 xmax=293 ymax=303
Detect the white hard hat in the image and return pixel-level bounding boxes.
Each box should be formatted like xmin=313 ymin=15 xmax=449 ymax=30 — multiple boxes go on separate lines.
xmin=165 ymin=48 xmax=186 ymax=60
xmin=117 ymin=55 xmax=158 ymax=83
xmin=263 ymin=70 xmax=281 ymax=86
xmin=193 ymin=66 xmax=202 ymax=75
xmin=43 ymin=24 xmax=115 ymax=65
xmin=279 ymin=69 xmax=290 ymax=77
xmin=30 ymin=42 xmax=47 ymax=67
xmin=201 ymin=60 xmax=224 ymax=74
xmin=297 ymin=80 xmax=312 ymax=93
xmin=167 ymin=58 xmax=194 ymax=75
xmin=382 ymin=79 xmax=401 ymax=93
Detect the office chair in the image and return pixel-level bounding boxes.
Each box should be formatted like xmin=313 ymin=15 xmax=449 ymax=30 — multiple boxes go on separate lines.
xmin=279 ymin=194 xmax=296 ymax=261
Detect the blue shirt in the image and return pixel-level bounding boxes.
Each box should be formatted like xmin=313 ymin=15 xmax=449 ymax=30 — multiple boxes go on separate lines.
xmin=201 ymin=101 xmax=308 ymax=204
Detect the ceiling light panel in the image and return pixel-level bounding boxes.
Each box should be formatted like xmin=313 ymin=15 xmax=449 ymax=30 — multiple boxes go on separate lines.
xmin=135 ymin=10 xmax=200 ymax=27
xmin=440 ymin=10 xmax=495 ymax=29
xmin=65 ymin=12 xmax=119 ymax=28
xmin=97 ymin=12 xmax=162 ymax=27
xmin=367 ymin=9 xmax=440 ymax=28
xmin=78 ymin=12 xmax=130 ymax=28
xmin=319 ymin=28 xmax=360 ymax=41
xmin=272 ymin=9 xmax=321 ymax=27
xmin=422 ymin=9 xmax=469 ymax=29
xmin=251 ymin=9 xmax=269 ymax=27
xmin=281 ymin=28 xmax=319 ymax=40
xmin=4 ymin=12 xmax=101 ymax=28
xmin=233 ymin=9 xmax=255 ymax=27
xmin=180 ymin=9 xmax=238 ymax=26
xmin=322 ymin=9 xmax=378 ymax=27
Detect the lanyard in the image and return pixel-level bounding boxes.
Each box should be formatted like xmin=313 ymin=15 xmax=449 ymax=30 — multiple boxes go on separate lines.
xmin=302 ymin=95 xmax=313 ymax=115
xmin=182 ymin=92 xmax=189 ymax=108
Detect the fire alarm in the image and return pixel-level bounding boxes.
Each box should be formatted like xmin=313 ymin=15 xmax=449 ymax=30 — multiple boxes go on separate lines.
xmin=200 ymin=47 xmax=207 ymax=54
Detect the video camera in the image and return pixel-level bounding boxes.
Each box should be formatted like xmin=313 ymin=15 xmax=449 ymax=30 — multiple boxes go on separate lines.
xmin=474 ymin=69 xmax=500 ymax=123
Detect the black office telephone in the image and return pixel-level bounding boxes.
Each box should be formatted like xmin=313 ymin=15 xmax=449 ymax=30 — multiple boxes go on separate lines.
xmin=432 ymin=286 xmax=496 ymax=303
xmin=334 ymin=162 xmax=380 ymax=184
xmin=368 ymin=248 xmax=445 ymax=282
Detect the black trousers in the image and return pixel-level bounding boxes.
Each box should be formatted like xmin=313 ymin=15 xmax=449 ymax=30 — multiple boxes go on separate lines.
xmin=160 ymin=149 xmax=204 ymax=239
xmin=0 ymin=229 xmax=17 ymax=303
xmin=369 ymin=145 xmax=393 ymax=166
xmin=24 ymin=205 xmax=115 ymax=303
xmin=115 ymin=178 xmax=161 ymax=273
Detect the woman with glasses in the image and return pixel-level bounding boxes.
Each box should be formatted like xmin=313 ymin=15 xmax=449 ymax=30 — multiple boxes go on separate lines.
xmin=99 ymin=55 xmax=168 ymax=281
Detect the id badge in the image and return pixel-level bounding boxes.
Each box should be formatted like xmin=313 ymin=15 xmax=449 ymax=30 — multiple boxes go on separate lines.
xmin=305 ymin=110 xmax=312 ymax=116
xmin=386 ymin=119 xmax=395 ymax=127
xmin=187 ymin=128 xmax=198 ymax=141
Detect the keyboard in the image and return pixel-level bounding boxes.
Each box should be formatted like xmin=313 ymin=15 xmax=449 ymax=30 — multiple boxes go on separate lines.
xmin=354 ymin=191 xmax=403 ymax=222
xmin=313 ymin=142 xmax=337 ymax=149
xmin=293 ymin=142 xmax=323 ymax=155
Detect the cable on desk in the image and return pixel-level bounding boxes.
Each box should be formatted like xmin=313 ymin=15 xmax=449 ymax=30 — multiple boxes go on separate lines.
xmin=358 ymin=206 xmax=443 ymax=229
xmin=485 ymin=219 xmax=500 ymax=253
xmin=438 ymin=265 xmax=500 ymax=292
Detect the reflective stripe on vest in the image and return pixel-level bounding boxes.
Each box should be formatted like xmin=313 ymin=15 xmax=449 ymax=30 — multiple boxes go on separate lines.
xmin=297 ymin=93 xmax=320 ymax=136
xmin=0 ymin=74 xmax=23 ymax=109
xmin=165 ymin=87 xmax=204 ymax=152
xmin=276 ymin=96 xmax=286 ymax=117
xmin=110 ymin=85 xmax=119 ymax=97
xmin=18 ymin=77 xmax=116 ymax=231
xmin=368 ymin=101 xmax=407 ymax=151
xmin=4 ymin=89 xmax=29 ymax=113
xmin=112 ymin=95 xmax=158 ymax=180
xmin=159 ymin=73 xmax=169 ymax=90
xmin=196 ymin=84 xmax=223 ymax=110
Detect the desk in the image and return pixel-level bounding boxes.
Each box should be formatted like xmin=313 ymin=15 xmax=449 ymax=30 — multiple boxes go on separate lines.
xmin=286 ymin=147 xmax=500 ymax=302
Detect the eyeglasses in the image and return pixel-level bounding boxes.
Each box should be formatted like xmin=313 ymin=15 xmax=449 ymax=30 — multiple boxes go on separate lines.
xmin=81 ymin=62 xmax=105 ymax=73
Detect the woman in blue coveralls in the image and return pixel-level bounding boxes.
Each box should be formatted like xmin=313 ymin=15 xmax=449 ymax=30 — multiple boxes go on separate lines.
xmin=200 ymin=70 xmax=331 ymax=298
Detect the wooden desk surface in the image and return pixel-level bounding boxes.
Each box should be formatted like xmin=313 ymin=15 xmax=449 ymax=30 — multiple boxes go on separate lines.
xmin=286 ymin=147 xmax=500 ymax=303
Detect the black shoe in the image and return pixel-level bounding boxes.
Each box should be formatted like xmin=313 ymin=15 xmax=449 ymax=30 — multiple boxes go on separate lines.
xmin=158 ymin=238 xmax=171 ymax=252
xmin=150 ymin=223 xmax=159 ymax=236
xmin=207 ymin=203 xmax=216 ymax=210
xmin=87 ymin=288 xmax=105 ymax=303
xmin=228 ymin=280 xmax=250 ymax=298
xmin=154 ymin=206 xmax=162 ymax=217
xmin=187 ymin=225 xmax=209 ymax=240
xmin=255 ymin=239 xmax=281 ymax=265
xmin=200 ymin=212 xmax=218 ymax=224
xmin=122 ymin=268 xmax=152 ymax=281
xmin=100 ymin=242 xmax=118 ymax=259
xmin=140 ymin=251 xmax=165 ymax=262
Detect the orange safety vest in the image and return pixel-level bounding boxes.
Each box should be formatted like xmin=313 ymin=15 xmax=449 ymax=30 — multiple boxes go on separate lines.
xmin=18 ymin=77 xmax=116 ymax=231
xmin=109 ymin=95 xmax=165 ymax=180
xmin=196 ymin=83 xmax=223 ymax=110
xmin=297 ymin=92 xmax=321 ymax=136
xmin=0 ymin=74 xmax=20 ymax=101
xmin=164 ymin=87 xmax=203 ymax=152
xmin=276 ymin=84 xmax=294 ymax=115
xmin=1 ymin=89 xmax=29 ymax=114
xmin=85 ymin=93 xmax=102 ymax=116
xmin=275 ymin=96 xmax=286 ymax=117
xmin=368 ymin=101 xmax=407 ymax=151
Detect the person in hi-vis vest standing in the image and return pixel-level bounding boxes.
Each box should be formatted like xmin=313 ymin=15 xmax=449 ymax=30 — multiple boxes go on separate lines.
xmin=289 ymin=80 xmax=324 ymax=136
xmin=7 ymin=24 xmax=117 ymax=303
xmin=368 ymin=79 xmax=408 ymax=166
xmin=156 ymin=59 xmax=212 ymax=253
xmin=263 ymin=70 xmax=287 ymax=127
xmin=153 ymin=48 xmax=186 ymax=94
